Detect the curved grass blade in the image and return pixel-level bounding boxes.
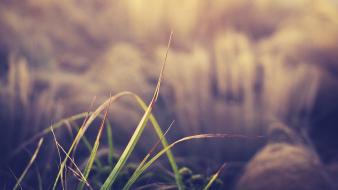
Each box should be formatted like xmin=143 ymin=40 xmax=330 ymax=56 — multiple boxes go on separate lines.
xmin=12 ymin=96 xmax=94 ymax=159
xmin=10 ymin=112 xmax=88 ymax=159
xmin=13 ymin=138 xmax=44 ymax=190
xmin=123 ymin=133 xmax=254 ymax=189
xmin=203 ymin=163 xmax=227 ymax=190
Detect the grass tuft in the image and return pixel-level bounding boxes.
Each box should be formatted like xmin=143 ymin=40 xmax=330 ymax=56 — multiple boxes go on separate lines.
xmin=100 ymin=31 xmax=179 ymax=190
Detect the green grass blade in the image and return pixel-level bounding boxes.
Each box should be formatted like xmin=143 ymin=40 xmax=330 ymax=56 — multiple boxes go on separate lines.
xmin=122 ymin=121 xmax=174 ymax=190
xmin=203 ymin=163 xmax=227 ymax=190
xmin=133 ymin=95 xmax=184 ymax=190
xmin=100 ymin=31 xmax=172 ymax=190
xmin=77 ymin=95 xmax=113 ymax=190
xmin=73 ymin=124 xmax=104 ymax=169
xmin=106 ymin=119 xmax=114 ymax=165
xmin=99 ymin=94 xmax=156 ymax=189
xmin=13 ymin=138 xmax=44 ymax=190
xmin=81 ymin=133 xmax=103 ymax=168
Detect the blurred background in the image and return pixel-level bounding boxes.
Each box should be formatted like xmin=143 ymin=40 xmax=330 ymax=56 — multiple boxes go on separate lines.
xmin=0 ymin=0 xmax=338 ymax=188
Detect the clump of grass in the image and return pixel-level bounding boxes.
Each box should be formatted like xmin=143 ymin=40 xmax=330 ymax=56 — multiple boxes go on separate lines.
xmin=99 ymin=31 xmax=181 ymax=190
xmin=10 ymin=86 xmax=244 ymax=190
xmin=47 ymin=31 xmax=185 ymax=190
xmin=9 ymin=32 xmax=262 ymax=190
xmin=11 ymin=90 xmax=185 ymax=189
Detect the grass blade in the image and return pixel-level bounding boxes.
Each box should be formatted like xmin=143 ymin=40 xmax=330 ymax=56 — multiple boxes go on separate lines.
xmin=203 ymin=163 xmax=227 ymax=190
xmin=50 ymin=125 xmax=65 ymax=190
xmin=100 ymin=31 xmax=173 ymax=190
xmin=13 ymin=138 xmax=44 ymax=190
xmin=72 ymin=123 xmax=104 ymax=169
xmin=132 ymin=95 xmax=183 ymax=190
xmin=77 ymin=94 xmax=113 ymax=190
xmin=123 ymin=133 xmax=255 ymax=189
xmin=10 ymin=112 xmax=88 ymax=159
xmin=106 ymin=119 xmax=114 ymax=165
xmin=122 ymin=121 xmax=174 ymax=190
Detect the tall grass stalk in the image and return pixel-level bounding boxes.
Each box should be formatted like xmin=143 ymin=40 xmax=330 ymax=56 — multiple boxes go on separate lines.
xmin=100 ymin=31 xmax=175 ymax=190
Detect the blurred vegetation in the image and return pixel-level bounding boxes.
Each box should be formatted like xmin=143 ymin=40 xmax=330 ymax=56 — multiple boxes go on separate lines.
xmin=1 ymin=0 xmax=338 ymax=189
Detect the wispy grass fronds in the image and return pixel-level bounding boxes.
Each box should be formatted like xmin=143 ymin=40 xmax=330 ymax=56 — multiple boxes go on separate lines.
xmin=203 ymin=163 xmax=227 ymax=190
xmin=50 ymin=125 xmax=65 ymax=190
xmin=51 ymin=133 xmax=93 ymax=190
xmin=13 ymin=138 xmax=44 ymax=190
